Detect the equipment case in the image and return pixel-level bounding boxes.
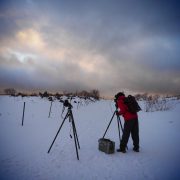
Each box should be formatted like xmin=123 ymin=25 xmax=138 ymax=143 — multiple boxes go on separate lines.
xmin=98 ymin=138 xmax=115 ymax=154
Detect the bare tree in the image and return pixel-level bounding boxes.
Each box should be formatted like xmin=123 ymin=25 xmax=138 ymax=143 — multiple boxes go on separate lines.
xmin=90 ymin=89 xmax=100 ymax=100
xmin=4 ymin=88 xmax=16 ymax=95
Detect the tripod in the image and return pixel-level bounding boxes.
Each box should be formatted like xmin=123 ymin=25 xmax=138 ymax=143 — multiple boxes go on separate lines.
xmin=102 ymin=110 xmax=124 ymax=146
xmin=47 ymin=103 xmax=80 ymax=160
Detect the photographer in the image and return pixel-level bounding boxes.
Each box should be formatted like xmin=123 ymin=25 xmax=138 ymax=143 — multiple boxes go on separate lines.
xmin=115 ymin=92 xmax=139 ymax=153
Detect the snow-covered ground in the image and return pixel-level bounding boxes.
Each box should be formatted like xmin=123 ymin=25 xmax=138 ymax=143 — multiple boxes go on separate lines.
xmin=0 ymin=96 xmax=180 ymax=180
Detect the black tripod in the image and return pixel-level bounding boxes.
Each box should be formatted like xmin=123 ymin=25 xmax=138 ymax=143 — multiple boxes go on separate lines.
xmin=102 ymin=109 xmax=124 ymax=146
xmin=47 ymin=100 xmax=80 ymax=160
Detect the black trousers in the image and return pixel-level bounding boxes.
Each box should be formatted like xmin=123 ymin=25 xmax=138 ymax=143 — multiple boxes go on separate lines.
xmin=120 ymin=118 xmax=139 ymax=149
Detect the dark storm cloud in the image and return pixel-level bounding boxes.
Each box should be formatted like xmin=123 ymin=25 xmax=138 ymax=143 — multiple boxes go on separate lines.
xmin=40 ymin=0 xmax=180 ymax=69
xmin=0 ymin=0 xmax=180 ymax=96
xmin=47 ymin=0 xmax=180 ymax=38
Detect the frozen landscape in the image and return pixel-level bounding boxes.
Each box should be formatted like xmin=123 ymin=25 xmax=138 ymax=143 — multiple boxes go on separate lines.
xmin=0 ymin=95 xmax=180 ymax=180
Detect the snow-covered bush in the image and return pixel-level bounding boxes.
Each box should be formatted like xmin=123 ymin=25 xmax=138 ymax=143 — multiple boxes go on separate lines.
xmin=144 ymin=95 xmax=172 ymax=112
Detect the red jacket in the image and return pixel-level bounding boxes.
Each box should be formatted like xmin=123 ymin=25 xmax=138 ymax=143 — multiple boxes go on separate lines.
xmin=117 ymin=95 xmax=138 ymax=121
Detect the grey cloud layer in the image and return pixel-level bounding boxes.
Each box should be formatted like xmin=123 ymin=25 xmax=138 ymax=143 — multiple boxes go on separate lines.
xmin=0 ymin=0 xmax=180 ymax=95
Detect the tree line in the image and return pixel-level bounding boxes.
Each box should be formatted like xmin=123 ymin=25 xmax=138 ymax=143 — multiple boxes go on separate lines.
xmin=3 ymin=88 xmax=100 ymax=100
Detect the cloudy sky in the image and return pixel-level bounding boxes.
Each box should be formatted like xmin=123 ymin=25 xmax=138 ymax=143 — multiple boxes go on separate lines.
xmin=0 ymin=0 xmax=180 ymax=96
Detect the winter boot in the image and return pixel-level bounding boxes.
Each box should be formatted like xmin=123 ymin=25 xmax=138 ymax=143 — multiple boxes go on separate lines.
xmin=133 ymin=147 xmax=139 ymax=152
xmin=117 ymin=144 xmax=126 ymax=153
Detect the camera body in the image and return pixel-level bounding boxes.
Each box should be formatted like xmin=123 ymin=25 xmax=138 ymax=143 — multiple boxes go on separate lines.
xmin=63 ymin=100 xmax=73 ymax=108
xmin=114 ymin=94 xmax=118 ymax=103
xmin=114 ymin=96 xmax=118 ymax=109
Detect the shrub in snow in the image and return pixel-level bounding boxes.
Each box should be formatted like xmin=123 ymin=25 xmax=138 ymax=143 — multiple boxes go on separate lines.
xmin=144 ymin=95 xmax=172 ymax=112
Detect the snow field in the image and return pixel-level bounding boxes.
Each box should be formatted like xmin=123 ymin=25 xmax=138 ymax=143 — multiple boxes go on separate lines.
xmin=0 ymin=96 xmax=180 ymax=180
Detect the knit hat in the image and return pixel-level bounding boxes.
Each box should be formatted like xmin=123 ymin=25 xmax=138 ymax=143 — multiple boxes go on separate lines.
xmin=115 ymin=92 xmax=125 ymax=100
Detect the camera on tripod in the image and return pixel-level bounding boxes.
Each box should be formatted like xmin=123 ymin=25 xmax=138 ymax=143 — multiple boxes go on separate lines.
xmin=98 ymin=92 xmax=125 ymax=154
xmin=114 ymin=95 xmax=118 ymax=108
xmin=114 ymin=94 xmax=118 ymax=102
xmin=63 ymin=99 xmax=73 ymax=108
xmin=48 ymin=98 xmax=80 ymax=160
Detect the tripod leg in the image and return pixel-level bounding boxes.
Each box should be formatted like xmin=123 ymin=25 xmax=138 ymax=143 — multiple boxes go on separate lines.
xmin=118 ymin=115 xmax=124 ymax=132
xmin=102 ymin=111 xmax=116 ymax=138
xmin=72 ymin=120 xmax=80 ymax=149
xmin=117 ymin=116 xmax=128 ymax=150
xmin=116 ymin=117 xmax=121 ymax=145
xmin=71 ymin=119 xmax=79 ymax=160
xmin=70 ymin=110 xmax=80 ymax=149
xmin=47 ymin=112 xmax=69 ymax=153
xmin=48 ymin=101 xmax=53 ymax=118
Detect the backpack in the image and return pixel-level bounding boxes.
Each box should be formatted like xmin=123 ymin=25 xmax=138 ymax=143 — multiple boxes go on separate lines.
xmin=124 ymin=95 xmax=141 ymax=113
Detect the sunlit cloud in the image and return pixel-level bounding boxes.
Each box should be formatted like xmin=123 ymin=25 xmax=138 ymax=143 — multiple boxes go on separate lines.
xmin=16 ymin=28 xmax=45 ymax=50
